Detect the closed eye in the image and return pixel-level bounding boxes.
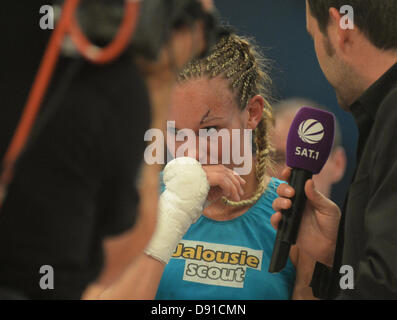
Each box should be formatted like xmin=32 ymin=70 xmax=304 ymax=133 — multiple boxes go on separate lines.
xmin=201 ymin=126 xmax=218 ymax=135
xmin=202 ymin=126 xmax=217 ymax=131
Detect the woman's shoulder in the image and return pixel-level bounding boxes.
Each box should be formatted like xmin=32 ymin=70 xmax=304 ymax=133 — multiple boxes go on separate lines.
xmin=261 ymin=177 xmax=286 ymax=203
xmin=248 ymin=177 xmax=287 ymax=217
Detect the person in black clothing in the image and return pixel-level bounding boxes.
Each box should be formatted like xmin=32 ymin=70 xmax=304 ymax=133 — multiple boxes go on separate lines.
xmin=273 ymin=0 xmax=397 ymax=299
xmin=0 ymin=1 xmax=212 ymax=299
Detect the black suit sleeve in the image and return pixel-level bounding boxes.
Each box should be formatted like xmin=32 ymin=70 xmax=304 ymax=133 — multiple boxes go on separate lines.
xmin=337 ymin=89 xmax=397 ymax=299
xmin=310 ymin=262 xmax=335 ymax=299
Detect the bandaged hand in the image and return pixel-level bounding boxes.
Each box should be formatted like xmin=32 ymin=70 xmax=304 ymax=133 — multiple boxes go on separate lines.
xmin=144 ymin=157 xmax=210 ymax=264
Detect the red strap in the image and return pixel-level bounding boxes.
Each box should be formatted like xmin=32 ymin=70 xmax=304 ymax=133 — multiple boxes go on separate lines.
xmin=0 ymin=0 xmax=140 ymax=208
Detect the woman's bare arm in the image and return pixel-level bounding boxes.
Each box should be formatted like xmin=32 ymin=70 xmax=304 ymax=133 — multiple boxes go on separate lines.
xmin=83 ymin=254 xmax=165 ymax=300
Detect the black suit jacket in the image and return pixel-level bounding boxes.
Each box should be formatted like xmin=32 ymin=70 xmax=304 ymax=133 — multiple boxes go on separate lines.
xmin=312 ymin=63 xmax=397 ymax=299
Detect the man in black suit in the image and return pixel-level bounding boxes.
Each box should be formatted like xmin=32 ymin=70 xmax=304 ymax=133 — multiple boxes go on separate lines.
xmin=273 ymin=0 xmax=397 ymax=299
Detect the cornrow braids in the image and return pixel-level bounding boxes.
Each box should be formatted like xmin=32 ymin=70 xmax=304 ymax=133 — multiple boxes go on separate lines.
xmin=223 ymin=100 xmax=274 ymax=208
xmin=178 ymin=34 xmax=274 ymax=208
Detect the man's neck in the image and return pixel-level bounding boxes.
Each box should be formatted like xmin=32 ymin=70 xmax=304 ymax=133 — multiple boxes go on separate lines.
xmin=355 ymin=49 xmax=397 ymax=97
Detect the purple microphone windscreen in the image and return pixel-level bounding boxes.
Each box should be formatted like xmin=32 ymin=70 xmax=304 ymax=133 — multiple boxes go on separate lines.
xmin=286 ymin=107 xmax=335 ymax=174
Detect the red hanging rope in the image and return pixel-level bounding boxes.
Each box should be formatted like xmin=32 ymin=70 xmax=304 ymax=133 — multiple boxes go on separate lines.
xmin=70 ymin=0 xmax=140 ymax=64
xmin=0 ymin=0 xmax=140 ymax=208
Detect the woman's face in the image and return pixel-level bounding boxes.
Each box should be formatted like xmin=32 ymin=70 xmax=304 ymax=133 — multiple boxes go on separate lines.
xmin=167 ymin=76 xmax=254 ymax=172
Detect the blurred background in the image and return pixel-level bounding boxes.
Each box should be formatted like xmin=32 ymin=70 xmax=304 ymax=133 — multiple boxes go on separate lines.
xmin=0 ymin=1 xmax=357 ymax=208
xmin=216 ymin=0 xmax=358 ymax=207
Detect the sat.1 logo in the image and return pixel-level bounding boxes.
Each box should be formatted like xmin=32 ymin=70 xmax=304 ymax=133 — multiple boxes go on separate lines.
xmin=298 ymin=119 xmax=324 ymax=144
xmin=295 ymin=119 xmax=324 ymax=160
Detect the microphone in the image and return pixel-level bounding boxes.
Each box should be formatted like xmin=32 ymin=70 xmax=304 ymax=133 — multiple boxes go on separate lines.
xmin=268 ymin=106 xmax=335 ymax=273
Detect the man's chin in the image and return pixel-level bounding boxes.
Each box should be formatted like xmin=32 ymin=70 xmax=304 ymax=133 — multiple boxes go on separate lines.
xmin=335 ymin=91 xmax=351 ymax=112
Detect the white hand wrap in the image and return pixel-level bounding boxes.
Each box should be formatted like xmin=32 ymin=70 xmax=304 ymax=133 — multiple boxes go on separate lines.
xmin=144 ymin=157 xmax=210 ymax=264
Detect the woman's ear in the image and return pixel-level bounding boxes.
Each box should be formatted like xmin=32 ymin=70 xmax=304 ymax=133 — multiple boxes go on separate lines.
xmin=246 ymin=95 xmax=265 ymax=130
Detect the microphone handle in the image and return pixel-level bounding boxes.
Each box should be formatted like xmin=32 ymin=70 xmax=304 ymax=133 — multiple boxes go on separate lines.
xmin=268 ymin=168 xmax=313 ymax=273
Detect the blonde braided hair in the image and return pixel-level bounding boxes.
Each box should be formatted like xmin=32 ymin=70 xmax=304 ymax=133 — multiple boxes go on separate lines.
xmin=178 ymin=34 xmax=274 ymax=208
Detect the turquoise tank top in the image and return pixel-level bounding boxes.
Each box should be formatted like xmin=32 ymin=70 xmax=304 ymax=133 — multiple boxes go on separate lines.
xmin=156 ymin=175 xmax=296 ymax=300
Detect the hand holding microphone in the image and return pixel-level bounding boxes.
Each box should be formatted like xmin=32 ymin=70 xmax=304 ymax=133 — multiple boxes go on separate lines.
xmin=269 ymin=107 xmax=341 ymax=272
xmin=271 ymin=168 xmax=341 ymax=268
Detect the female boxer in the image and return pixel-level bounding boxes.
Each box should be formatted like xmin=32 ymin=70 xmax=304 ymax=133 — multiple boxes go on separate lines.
xmin=152 ymin=34 xmax=315 ymax=300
